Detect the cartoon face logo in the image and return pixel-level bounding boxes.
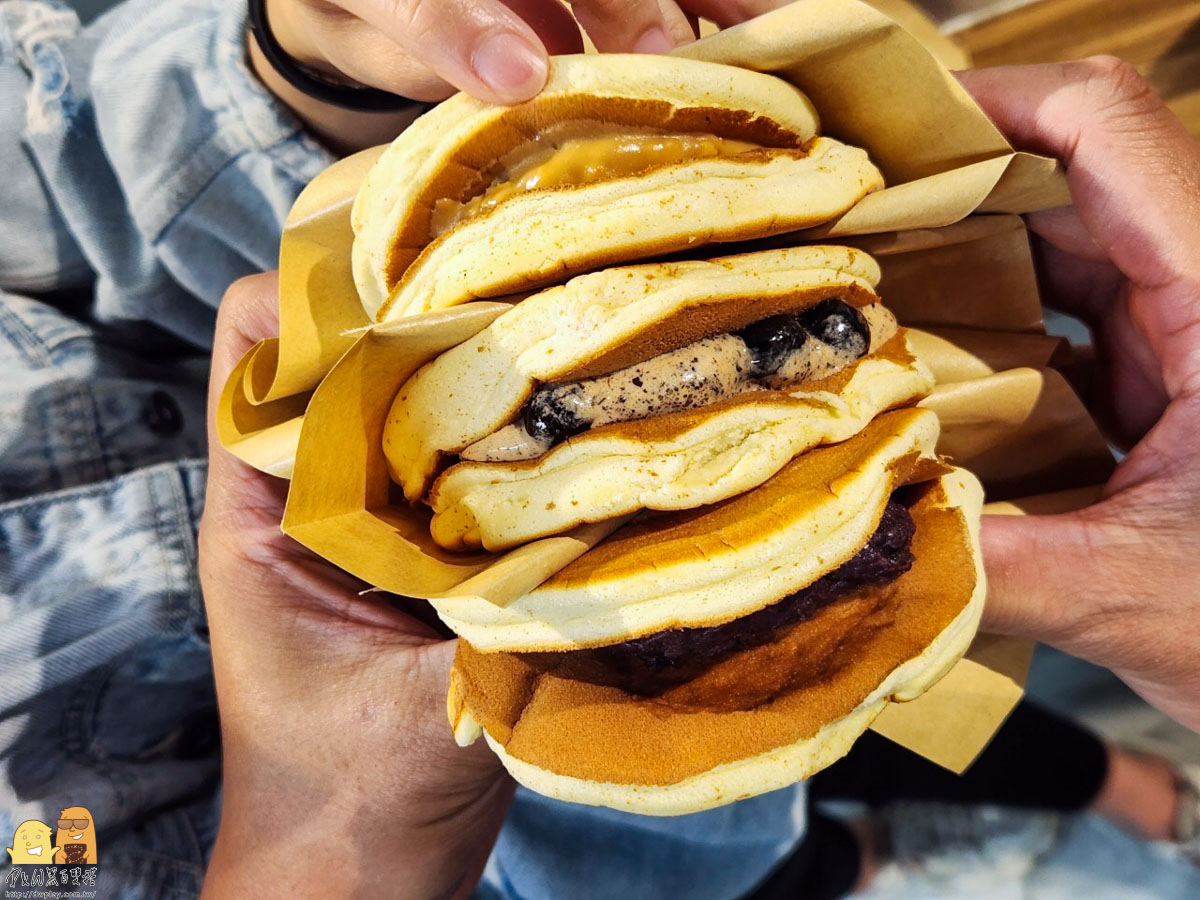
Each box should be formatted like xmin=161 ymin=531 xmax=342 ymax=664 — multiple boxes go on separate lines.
xmin=6 ymin=820 xmax=58 ymax=864
xmin=53 ymin=806 xmax=98 ymax=865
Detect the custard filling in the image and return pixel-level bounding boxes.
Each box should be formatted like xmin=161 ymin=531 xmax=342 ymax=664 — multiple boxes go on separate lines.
xmin=430 ymin=131 xmax=760 ymax=236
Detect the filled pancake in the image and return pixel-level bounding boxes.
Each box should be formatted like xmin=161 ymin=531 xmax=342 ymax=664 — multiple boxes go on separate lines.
xmin=448 ymin=466 xmax=985 ymax=815
xmin=382 ymin=246 xmax=935 ymax=551
xmin=427 ymin=408 xmax=947 ymax=652
xmin=351 ymin=55 xmax=883 ymax=321
xmin=426 ymin=331 xmax=926 ymax=551
xmin=386 ymin=245 xmax=890 ymax=500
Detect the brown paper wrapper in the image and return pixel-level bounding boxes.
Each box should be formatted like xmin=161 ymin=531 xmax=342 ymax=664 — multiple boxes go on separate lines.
xmin=678 ymin=0 xmax=1070 ymax=233
xmin=280 ymin=301 xmax=634 ymax=602
xmin=218 ymin=2 xmax=1113 ymax=776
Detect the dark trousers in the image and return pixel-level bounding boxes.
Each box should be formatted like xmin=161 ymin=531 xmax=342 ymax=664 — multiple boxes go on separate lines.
xmin=748 ymin=700 xmax=1109 ymax=899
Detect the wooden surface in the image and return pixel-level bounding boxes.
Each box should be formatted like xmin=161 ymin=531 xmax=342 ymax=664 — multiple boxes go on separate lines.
xmin=950 ymin=0 xmax=1200 ymax=139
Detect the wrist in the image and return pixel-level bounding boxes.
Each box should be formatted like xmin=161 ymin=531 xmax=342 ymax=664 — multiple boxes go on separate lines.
xmin=247 ymin=30 xmax=424 ymax=154
xmin=246 ymin=1 xmax=427 ymax=154
xmin=203 ymin=767 xmax=514 ymax=898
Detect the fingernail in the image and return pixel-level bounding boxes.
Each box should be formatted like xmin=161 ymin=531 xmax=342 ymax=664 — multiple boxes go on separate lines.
xmin=473 ymin=33 xmax=547 ymax=99
xmin=633 ymin=26 xmax=676 ymax=55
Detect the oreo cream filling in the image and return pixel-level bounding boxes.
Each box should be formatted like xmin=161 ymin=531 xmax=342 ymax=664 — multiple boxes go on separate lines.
xmin=462 ymin=299 xmax=896 ymax=463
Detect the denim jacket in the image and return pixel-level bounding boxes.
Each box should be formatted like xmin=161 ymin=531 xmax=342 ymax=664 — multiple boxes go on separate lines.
xmin=0 ymin=3 xmax=804 ymax=897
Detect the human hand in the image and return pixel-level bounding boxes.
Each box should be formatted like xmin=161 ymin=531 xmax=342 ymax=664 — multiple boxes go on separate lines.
xmin=198 ymin=275 xmax=512 ymax=899
xmin=959 ymin=59 xmax=1200 ymax=730
xmin=263 ymin=0 xmax=789 ymax=105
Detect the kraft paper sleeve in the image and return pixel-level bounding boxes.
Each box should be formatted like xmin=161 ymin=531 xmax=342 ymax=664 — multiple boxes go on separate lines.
xmin=679 ymin=0 xmax=1070 ymax=234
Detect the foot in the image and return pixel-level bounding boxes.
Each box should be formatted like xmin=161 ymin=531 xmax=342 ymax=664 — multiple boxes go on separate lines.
xmin=851 ymin=803 xmax=1060 ymax=896
xmin=1091 ymin=745 xmax=1180 ymax=843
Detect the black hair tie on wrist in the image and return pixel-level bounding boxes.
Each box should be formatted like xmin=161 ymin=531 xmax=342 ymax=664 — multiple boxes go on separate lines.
xmin=248 ymin=0 xmax=430 ymax=113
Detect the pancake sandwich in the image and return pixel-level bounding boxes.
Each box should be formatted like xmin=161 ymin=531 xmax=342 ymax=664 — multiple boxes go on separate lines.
xmin=351 ymin=54 xmax=883 ymax=322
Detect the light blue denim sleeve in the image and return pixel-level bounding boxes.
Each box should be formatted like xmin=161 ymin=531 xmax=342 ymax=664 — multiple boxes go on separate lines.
xmin=479 ymin=786 xmax=806 ymax=900
xmin=0 ymin=0 xmax=334 ymax=347
xmin=0 ymin=289 xmax=218 ymax=898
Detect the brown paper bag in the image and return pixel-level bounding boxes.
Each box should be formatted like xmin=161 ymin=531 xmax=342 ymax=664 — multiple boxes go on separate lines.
xmin=281 ymin=303 xmax=632 ymax=602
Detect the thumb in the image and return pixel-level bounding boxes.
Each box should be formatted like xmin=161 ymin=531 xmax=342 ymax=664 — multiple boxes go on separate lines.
xmin=979 ymin=509 xmax=1104 ymax=641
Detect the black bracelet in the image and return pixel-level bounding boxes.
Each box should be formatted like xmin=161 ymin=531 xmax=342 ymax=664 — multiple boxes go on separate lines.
xmin=247 ymin=0 xmax=430 ymax=113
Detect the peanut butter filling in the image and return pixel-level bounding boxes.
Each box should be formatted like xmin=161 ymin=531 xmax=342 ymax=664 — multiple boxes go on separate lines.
xmin=430 ymin=131 xmax=759 ymax=236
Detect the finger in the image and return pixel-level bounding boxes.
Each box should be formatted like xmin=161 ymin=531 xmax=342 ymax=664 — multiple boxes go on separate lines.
xmin=979 ymin=511 xmax=1091 ymax=641
xmin=979 ymin=501 xmax=1195 ymax=734
xmin=306 ymin=20 xmax=459 ymax=102
xmin=1107 ymin=390 xmax=1200 ymax=494
xmin=301 ymin=1 xmax=581 ymax=101
xmin=959 ymin=60 xmax=1200 ymax=401
xmin=956 ymin=60 xmax=1200 ymax=294
xmin=1026 ymin=207 xmax=1110 ymax=266
xmin=343 ymin=0 xmax=550 ymax=104
xmin=1096 ymin=286 xmax=1171 ymax=446
xmin=1026 ymin=233 xmax=1168 ymax=446
xmin=567 ymin=0 xmax=695 ymax=53
xmin=207 ymin=273 xmax=283 ymax=430
xmin=676 ymin=0 xmax=789 ymax=28
xmin=204 ymin=274 xmax=287 ymax=516
xmin=1028 ymin=225 xmax=1121 ymax=321
xmin=982 ymin=390 xmax=1200 ymax=640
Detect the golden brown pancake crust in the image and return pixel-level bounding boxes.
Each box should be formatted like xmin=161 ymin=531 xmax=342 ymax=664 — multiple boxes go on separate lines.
xmin=453 ymin=478 xmax=974 ymax=786
xmin=384 ymin=245 xmax=885 ymax=505
xmin=509 ymin=386 xmax=926 ymax=593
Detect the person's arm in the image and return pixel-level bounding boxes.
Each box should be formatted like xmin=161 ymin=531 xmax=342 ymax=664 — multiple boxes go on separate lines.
xmin=198 ymin=275 xmax=513 ymax=898
xmin=960 ymin=58 xmax=1200 ymax=730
